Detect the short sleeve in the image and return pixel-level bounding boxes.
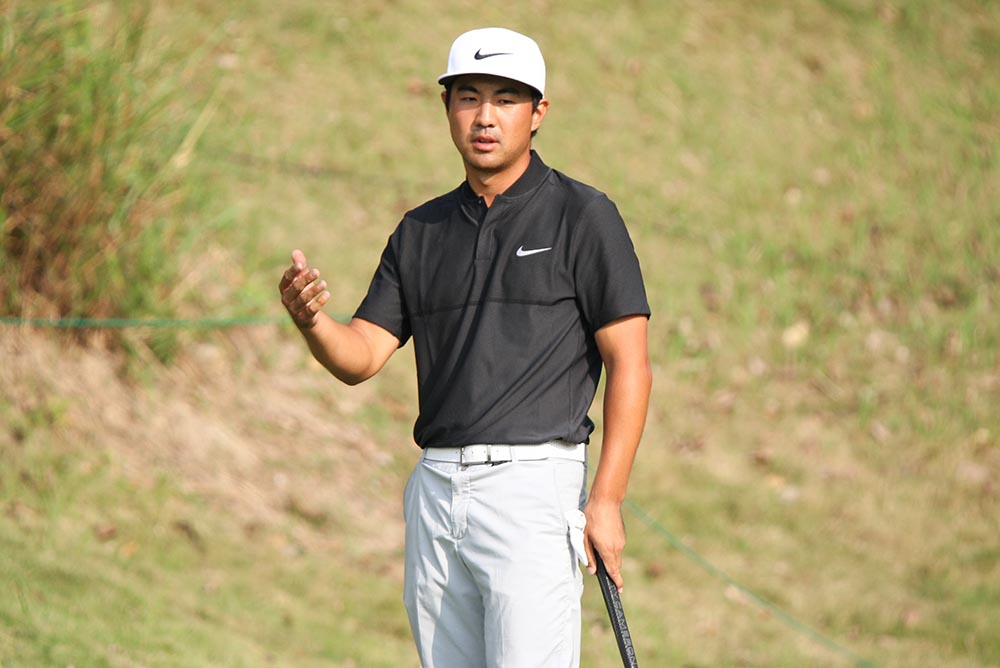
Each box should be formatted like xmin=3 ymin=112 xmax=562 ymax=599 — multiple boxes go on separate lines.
xmin=572 ymin=195 xmax=651 ymax=333
xmin=354 ymin=231 xmax=412 ymax=346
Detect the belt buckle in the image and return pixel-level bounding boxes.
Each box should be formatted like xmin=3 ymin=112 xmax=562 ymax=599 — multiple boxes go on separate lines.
xmin=458 ymin=445 xmax=480 ymax=466
xmin=460 ymin=444 xmax=488 ymax=466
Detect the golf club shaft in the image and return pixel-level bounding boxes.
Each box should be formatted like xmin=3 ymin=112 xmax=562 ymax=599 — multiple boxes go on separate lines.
xmin=594 ymin=552 xmax=639 ymax=667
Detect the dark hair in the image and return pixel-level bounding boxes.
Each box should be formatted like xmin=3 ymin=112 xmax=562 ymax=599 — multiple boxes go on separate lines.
xmin=443 ymin=84 xmax=543 ymax=111
xmin=443 ymin=83 xmax=544 ymax=137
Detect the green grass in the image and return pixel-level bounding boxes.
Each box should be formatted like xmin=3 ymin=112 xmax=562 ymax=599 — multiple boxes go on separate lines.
xmin=0 ymin=384 xmax=415 ymax=668
xmin=2 ymin=0 xmax=999 ymax=666
xmin=0 ymin=3 xmax=180 ymax=318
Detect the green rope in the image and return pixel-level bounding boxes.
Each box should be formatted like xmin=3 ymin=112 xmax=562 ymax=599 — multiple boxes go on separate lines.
xmin=624 ymin=499 xmax=877 ymax=667
xmin=0 ymin=316 xmax=288 ymax=329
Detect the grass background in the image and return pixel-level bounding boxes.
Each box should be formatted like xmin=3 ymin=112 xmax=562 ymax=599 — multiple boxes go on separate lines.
xmin=2 ymin=0 xmax=998 ymax=666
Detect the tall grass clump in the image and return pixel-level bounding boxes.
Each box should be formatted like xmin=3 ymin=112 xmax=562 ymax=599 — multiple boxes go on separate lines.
xmin=0 ymin=1 xmax=184 ymax=332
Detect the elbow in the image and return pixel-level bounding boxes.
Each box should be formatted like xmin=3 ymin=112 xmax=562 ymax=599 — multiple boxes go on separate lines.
xmin=640 ymin=356 xmax=653 ymax=396
xmin=332 ymin=361 xmax=381 ymax=386
xmin=335 ymin=369 xmax=371 ymax=386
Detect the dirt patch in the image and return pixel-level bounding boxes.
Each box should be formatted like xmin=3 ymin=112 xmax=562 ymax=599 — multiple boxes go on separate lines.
xmin=1 ymin=325 xmax=410 ymax=557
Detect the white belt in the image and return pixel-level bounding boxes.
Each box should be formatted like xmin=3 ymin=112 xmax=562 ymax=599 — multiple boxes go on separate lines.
xmin=422 ymin=441 xmax=586 ymax=465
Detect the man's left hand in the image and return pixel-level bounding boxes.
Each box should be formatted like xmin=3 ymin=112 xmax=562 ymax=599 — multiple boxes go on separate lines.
xmin=583 ymin=496 xmax=626 ymax=592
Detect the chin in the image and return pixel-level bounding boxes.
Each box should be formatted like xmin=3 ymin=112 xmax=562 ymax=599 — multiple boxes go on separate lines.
xmin=466 ymin=154 xmax=505 ymax=172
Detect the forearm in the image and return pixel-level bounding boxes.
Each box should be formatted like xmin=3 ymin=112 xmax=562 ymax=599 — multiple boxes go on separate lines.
xmin=590 ymin=357 xmax=652 ymax=504
xmin=299 ymin=315 xmax=385 ymax=385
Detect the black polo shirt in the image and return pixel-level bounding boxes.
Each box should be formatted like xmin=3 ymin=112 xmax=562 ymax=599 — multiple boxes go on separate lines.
xmin=355 ymin=151 xmax=650 ymax=448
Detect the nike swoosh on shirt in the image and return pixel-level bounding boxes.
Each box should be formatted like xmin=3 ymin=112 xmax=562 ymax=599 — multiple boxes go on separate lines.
xmin=516 ymin=246 xmax=553 ymax=257
xmin=474 ymin=49 xmax=512 ymax=60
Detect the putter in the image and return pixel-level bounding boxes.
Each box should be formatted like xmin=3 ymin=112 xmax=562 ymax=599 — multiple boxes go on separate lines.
xmin=594 ymin=552 xmax=639 ymax=667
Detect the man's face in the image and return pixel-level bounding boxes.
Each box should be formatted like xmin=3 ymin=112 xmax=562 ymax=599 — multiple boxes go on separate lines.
xmin=443 ymin=74 xmax=548 ymax=177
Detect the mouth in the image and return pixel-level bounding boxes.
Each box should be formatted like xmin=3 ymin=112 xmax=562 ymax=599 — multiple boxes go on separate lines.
xmin=471 ymin=134 xmax=499 ymax=151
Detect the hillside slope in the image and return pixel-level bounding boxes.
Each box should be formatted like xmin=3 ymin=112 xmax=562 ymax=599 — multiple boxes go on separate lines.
xmin=3 ymin=1 xmax=999 ymax=667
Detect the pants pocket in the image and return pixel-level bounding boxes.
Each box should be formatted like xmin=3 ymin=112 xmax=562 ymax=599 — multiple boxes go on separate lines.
xmin=567 ymin=508 xmax=589 ymax=569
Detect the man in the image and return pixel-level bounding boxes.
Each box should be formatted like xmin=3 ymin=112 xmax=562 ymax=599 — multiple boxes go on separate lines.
xmin=279 ymin=27 xmax=651 ymax=668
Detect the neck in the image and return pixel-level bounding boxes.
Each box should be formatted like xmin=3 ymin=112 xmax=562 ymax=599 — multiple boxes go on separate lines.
xmin=466 ymin=151 xmax=532 ymax=207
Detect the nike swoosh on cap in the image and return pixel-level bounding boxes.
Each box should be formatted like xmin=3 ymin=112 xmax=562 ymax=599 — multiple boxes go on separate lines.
xmin=516 ymin=246 xmax=553 ymax=257
xmin=474 ymin=49 xmax=512 ymax=60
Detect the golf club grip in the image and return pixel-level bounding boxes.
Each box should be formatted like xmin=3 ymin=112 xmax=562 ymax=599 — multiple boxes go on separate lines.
xmin=594 ymin=552 xmax=639 ymax=668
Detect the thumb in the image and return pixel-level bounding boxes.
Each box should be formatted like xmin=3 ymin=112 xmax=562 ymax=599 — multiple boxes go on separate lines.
xmin=291 ymin=249 xmax=307 ymax=269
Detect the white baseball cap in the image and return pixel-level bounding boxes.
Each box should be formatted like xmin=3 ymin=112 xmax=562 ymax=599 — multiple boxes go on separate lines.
xmin=438 ymin=27 xmax=546 ymax=97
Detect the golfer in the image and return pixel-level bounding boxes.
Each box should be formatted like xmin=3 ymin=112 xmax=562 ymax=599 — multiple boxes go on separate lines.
xmin=279 ymin=27 xmax=651 ymax=667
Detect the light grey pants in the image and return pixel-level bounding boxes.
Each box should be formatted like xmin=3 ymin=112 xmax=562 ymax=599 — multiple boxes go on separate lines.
xmin=403 ymin=453 xmax=588 ymax=668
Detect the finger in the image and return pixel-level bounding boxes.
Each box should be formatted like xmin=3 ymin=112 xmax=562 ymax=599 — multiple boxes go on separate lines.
xmin=279 ymin=271 xmax=300 ymax=292
xmin=599 ymin=545 xmax=625 ymax=592
xmin=279 ymin=265 xmax=294 ymax=291
xmin=283 ymin=284 xmax=321 ymax=323
xmin=305 ymin=289 xmax=331 ymax=314
xmin=280 ymin=278 xmax=304 ymax=307
xmin=293 ymin=289 xmax=330 ymax=327
xmin=281 ymin=268 xmax=320 ymax=303
xmin=280 ymin=266 xmax=305 ymax=292
xmin=294 ymin=278 xmax=328 ymax=309
xmin=604 ymin=564 xmax=625 ymax=594
xmin=280 ymin=249 xmax=306 ymax=284
xmin=584 ymin=533 xmax=597 ymax=575
xmin=289 ymin=276 xmax=327 ymax=310
xmin=280 ymin=249 xmax=312 ymax=287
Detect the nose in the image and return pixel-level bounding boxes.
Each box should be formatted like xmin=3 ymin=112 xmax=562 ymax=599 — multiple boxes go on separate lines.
xmin=474 ymin=101 xmax=496 ymax=127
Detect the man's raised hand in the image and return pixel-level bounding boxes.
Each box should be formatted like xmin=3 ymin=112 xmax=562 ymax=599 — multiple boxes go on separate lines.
xmin=279 ymin=249 xmax=331 ymax=330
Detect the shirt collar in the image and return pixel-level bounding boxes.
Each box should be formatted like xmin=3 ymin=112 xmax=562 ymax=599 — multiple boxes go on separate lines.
xmin=459 ymin=150 xmax=551 ymax=203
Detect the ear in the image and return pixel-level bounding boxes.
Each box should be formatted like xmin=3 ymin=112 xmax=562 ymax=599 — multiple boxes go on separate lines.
xmin=441 ymin=89 xmax=449 ymax=111
xmin=531 ymin=98 xmax=550 ymax=133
